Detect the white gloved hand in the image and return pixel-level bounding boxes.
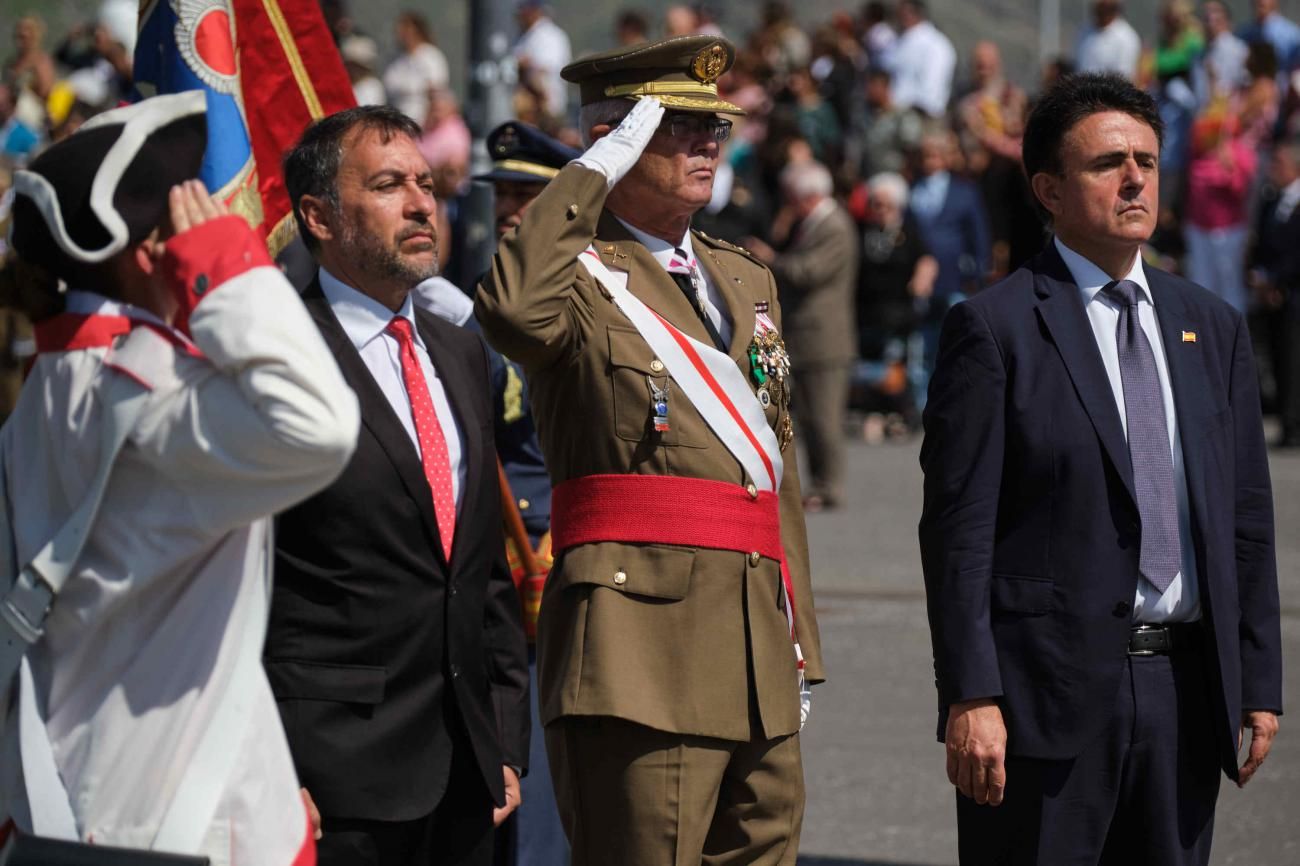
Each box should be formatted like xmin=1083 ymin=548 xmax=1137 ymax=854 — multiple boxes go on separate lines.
xmin=574 ymin=96 xmax=665 ymax=190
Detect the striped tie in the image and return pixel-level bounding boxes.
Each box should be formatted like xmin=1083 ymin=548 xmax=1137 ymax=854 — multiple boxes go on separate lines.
xmin=667 ymin=248 xmax=726 ymax=351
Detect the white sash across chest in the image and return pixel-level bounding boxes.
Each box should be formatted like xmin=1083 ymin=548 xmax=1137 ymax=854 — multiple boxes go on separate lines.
xmin=577 ymin=247 xmax=783 ymax=493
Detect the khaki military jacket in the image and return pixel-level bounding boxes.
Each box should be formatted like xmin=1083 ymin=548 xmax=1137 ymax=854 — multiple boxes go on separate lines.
xmin=476 ymin=164 xmax=824 ymax=743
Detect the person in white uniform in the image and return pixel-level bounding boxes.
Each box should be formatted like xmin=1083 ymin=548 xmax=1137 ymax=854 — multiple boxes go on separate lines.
xmin=0 ymin=91 xmax=359 ymax=864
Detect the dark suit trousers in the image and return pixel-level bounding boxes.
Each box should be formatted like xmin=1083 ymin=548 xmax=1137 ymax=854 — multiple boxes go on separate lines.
xmin=957 ymin=637 xmax=1221 ymax=866
xmin=317 ymin=733 xmax=494 ymax=866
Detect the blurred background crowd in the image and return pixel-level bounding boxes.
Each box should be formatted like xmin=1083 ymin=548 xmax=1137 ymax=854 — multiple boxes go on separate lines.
xmin=3 ymin=0 xmax=1300 ymax=493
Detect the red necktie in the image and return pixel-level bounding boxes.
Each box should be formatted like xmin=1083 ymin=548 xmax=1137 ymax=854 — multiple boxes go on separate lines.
xmin=387 ymin=316 xmax=456 ymax=560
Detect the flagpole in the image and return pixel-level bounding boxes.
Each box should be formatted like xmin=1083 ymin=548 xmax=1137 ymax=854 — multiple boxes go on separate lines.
xmin=463 ymin=0 xmax=517 ymax=286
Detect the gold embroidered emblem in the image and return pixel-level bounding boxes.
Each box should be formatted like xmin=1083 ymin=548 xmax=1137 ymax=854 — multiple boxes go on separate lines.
xmin=502 ymin=364 xmax=524 ymax=423
xmin=691 ymin=44 xmax=728 ymax=85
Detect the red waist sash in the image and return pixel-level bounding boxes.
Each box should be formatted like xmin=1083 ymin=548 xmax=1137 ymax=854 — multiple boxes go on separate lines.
xmin=550 ymin=474 xmax=801 ymax=657
xmin=551 ymin=474 xmax=783 ymax=561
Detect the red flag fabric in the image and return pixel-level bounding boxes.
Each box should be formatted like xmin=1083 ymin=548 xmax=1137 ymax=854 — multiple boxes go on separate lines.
xmin=231 ymin=0 xmax=356 ymax=255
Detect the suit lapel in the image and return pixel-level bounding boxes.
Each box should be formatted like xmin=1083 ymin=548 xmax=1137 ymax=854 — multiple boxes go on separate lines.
xmin=414 ymin=309 xmax=481 ymax=569
xmin=693 ymin=236 xmax=755 ymax=364
xmin=1147 ymin=271 xmax=1213 ymax=551
xmin=303 ymin=279 xmax=448 ymax=568
xmin=1031 ymin=248 xmax=1137 ymax=504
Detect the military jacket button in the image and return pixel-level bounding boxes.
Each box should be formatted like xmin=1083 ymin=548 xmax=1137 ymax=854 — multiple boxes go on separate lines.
xmin=650 ymin=359 xmax=665 ymax=373
xmin=745 ymin=483 xmax=758 ymax=499
xmin=748 ymin=551 xmax=761 ymax=567
xmin=613 ymin=570 xmax=628 ymax=586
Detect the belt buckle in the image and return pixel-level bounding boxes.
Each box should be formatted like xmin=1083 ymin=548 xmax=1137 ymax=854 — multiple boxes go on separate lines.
xmin=1128 ymin=624 xmax=1165 ymax=657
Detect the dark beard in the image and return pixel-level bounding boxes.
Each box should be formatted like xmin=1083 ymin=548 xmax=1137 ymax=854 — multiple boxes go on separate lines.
xmin=339 ymin=218 xmax=440 ymax=286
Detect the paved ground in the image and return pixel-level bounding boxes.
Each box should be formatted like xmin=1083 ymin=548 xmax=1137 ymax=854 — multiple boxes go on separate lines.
xmin=795 ymin=434 xmax=1300 ymax=866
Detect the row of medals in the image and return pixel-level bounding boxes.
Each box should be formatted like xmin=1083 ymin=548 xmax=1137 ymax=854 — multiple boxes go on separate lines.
xmin=646 ymin=330 xmax=793 ymax=452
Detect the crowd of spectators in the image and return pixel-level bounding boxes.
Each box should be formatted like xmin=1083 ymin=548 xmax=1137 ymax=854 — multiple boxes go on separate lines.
xmin=4 ymin=0 xmax=1300 ymax=448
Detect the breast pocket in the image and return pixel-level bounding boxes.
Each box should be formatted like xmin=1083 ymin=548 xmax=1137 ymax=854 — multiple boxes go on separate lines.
xmin=608 ymin=326 xmax=707 ymax=448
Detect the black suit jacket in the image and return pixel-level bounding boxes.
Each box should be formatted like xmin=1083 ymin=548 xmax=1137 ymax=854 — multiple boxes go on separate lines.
xmin=918 ymin=244 xmax=1283 ymax=780
xmin=265 ymin=278 xmax=529 ymax=822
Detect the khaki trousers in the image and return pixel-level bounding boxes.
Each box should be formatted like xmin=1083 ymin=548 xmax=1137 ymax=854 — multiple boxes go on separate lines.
xmin=545 ymin=716 xmax=804 ymax=866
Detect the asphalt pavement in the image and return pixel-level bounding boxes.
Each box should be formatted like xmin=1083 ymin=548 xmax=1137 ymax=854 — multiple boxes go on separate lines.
xmin=795 ymin=434 xmax=1300 ymax=866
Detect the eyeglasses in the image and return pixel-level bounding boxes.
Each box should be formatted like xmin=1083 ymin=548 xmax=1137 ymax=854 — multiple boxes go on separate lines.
xmin=660 ymin=114 xmax=733 ymax=142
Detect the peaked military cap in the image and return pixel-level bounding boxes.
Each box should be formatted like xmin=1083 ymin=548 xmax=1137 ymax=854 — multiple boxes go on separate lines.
xmin=561 ymin=34 xmax=743 ymax=115
xmin=10 ymin=91 xmax=208 ymax=277
xmin=474 ymin=122 xmax=581 ymax=184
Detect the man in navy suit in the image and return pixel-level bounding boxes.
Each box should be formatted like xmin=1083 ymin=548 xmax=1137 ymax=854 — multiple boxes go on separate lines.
xmin=919 ymin=74 xmax=1282 ymax=865
xmin=908 ymin=129 xmax=991 ymax=407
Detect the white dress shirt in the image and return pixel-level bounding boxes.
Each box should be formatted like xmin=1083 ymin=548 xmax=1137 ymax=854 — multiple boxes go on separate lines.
xmin=320 ymin=268 xmax=465 ymax=509
xmin=889 ymin=20 xmax=956 ymax=117
xmin=1054 ymin=238 xmax=1200 ymax=623
xmin=1076 ymin=17 xmax=1142 ymax=80
xmin=617 ymin=217 xmax=734 ymax=348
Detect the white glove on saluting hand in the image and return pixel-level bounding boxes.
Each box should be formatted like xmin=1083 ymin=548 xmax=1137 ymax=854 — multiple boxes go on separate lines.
xmin=574 ymin=97 xmax=665 ymax=190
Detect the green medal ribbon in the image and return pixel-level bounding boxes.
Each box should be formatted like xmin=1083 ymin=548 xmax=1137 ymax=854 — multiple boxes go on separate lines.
xmin=749 ymin=346 xmax=767 ymax=385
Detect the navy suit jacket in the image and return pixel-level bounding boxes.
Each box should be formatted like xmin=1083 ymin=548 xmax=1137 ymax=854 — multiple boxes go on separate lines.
xmin=910 ymin=175 xmax=991 ymax=304
xmin=918 ymin=244 xmax=1283 ymax=780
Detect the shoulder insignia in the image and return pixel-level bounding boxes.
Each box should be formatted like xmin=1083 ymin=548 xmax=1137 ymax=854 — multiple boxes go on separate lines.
xmin=693 ymin=231 xmax=763 ymax=263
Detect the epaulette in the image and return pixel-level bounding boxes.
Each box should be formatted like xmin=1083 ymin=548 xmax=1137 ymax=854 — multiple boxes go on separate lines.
xmin=692 ymin=230 xmax=763 ymax=263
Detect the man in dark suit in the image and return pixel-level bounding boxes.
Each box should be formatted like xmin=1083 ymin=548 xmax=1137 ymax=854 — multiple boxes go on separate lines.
xmin=266 ymin=105 xmax=530 ymax=866
xmin=919 ymin=74 xmax=1282 ymax=865
xmin=908 ymin=130 xmax=991 ymax=308
xmin=1251 ymin=138 xmax=1300 ymax=446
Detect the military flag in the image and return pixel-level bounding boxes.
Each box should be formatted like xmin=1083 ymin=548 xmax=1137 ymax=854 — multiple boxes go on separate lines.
xmin=133 ymin=0 xmax=355 ymax=255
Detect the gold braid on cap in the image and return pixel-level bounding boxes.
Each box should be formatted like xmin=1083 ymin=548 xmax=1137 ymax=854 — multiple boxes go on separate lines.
xmin=603 ymin=80 xmax=721 ymax=99
xmin=494 ymin=159 xmax=560 ymax=179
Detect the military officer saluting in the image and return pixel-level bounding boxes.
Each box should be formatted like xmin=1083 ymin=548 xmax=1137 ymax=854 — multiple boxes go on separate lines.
xmin=476 ymin=35 xmax=825 ymax=866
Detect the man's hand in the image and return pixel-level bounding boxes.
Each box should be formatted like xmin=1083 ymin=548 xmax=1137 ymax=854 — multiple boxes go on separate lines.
xmin=945 ymin=698 xmax=1008 ymax=806
xmin=301 ymin=787 xmax=322 ymax=840
xmin=168 ymin=179 xmax=228 ymax=235
xmin=492 ymin=766 xmax=522 ymax=827
xmin=1237 ymin=710 xmax=1280 ymax=787
xmin=575 ymin=96 xmax=665 ymax=189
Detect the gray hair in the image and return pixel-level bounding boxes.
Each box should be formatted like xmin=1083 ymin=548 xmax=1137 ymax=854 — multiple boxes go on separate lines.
xmin=867 ymin=171 xmax=910 ymax=210
xmin=579 ymin=98 xmax=633 ymax=146
xmin=779 ymin=160 xmax=833 ymax=200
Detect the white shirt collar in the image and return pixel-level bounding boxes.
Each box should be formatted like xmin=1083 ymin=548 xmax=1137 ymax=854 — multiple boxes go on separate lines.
xmin=615 ymin=217 xmax=696 ymax=271
xmin=319 ymin=267 xmax=424 ymax=352
xmin=1053 ymin=236 xmax=1152 ymax=307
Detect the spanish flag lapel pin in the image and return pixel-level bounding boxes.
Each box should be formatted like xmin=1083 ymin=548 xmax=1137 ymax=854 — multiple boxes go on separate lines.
xmin=1182 ymin=330 xmax=1197 ymax=343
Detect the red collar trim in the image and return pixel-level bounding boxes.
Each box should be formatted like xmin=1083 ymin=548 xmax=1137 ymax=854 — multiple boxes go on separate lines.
xmin=33 ymin=313 xmax=204 ymax=359
xmin=34 ymin=313 xmax=134 ymax=353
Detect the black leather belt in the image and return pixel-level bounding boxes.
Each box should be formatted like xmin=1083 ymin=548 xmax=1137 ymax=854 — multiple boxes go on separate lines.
xmin=1128 ymin=623 xmax=1203 ymax=656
